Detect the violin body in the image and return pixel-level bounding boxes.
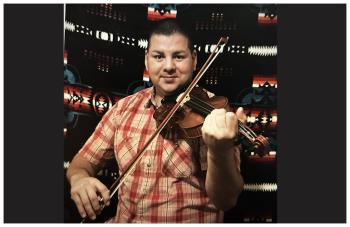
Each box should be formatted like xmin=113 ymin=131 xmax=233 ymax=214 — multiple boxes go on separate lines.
xmin=154 ymin=87 xmax=227 ymax=137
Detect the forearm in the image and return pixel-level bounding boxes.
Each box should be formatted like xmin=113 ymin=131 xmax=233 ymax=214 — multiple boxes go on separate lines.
xmin=66 ymin=154 xmax=98 ymax=185
xmin=205 ymin=146 xmax=244 ymax=211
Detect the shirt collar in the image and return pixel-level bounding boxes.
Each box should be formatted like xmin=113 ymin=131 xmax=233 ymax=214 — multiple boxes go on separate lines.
xmin=144 ymin=86 xmax=158 ymax=109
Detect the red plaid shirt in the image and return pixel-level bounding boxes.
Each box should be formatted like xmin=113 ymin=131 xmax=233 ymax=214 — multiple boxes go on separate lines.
xmin=79 ymin=87 xmax=240 ymax=223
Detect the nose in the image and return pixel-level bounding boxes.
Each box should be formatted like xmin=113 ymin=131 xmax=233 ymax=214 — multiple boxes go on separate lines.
xmin=163 ymin=57 xmax=176 ymax=74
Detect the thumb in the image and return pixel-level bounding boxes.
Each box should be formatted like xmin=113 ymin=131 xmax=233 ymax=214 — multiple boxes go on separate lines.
xmin=236 ymin=107 xmax=246 ymax=123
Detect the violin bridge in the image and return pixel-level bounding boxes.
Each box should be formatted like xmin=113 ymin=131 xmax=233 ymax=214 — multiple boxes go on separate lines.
xmin=176 ymin=92 xmax=191 ymax=107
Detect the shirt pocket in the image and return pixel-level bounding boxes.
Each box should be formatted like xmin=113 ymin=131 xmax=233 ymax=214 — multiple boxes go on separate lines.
xmin=161 ymin=139 xmax=193 ymax=178
xmin=115 ymin=136 xmax=140 ymax=173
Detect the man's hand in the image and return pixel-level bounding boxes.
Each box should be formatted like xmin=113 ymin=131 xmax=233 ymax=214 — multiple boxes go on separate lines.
xmin=202 ymin=107 xmax=246 ymax=210
xmin=201 ymin=107 xmax=246 ymax=155
xmin=70 ymin=176 xmax=110 ymax=220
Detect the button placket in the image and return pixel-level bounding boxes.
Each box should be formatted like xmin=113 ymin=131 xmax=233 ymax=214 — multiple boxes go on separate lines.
xmin=144 ymin=136 xmax=158 ymax=169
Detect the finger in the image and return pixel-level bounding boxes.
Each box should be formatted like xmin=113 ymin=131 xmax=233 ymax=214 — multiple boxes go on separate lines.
xmin=226 ymin=111 xmax=237 ymax=138
xmin=236 ymin=107 xmax=247 ymax=123
xmin=71 ymin=193 xmax=87 ymax=219
xmin=213 ymin=108 xmax=226 ymax=129
xmin=80 ymin=190 xmax=96 ymax=220
xmin=202 ymin=111 xmax=210 ymax=131
xmin=86 ymin=186 xmax=102 ymax=212
xmin=202 ymin=111 xmax=215 ymax=135
xmin=94 ymin=181 xmax=110 ymax=206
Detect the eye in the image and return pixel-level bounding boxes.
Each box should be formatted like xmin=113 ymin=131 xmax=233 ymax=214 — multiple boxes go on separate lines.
xmin=175 ymin=55 xmax=185 ymax=61
xmin=153 ymin=55 xmax=163 ymax=61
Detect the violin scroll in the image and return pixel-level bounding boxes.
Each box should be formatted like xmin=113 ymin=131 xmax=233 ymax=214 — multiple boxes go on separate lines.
xmin=252 ymin=135 xmax=270 ymax=157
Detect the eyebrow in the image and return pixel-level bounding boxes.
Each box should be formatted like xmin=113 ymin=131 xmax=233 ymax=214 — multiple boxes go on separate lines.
xmin=150 ymin=50 xmax=187 ymax=55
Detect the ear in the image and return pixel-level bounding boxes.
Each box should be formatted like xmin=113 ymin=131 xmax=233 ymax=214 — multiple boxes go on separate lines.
xmin=144 ymin=50 xmax=148 ymax=71
xmin=192 ymin=50 xmax=197 ymax=71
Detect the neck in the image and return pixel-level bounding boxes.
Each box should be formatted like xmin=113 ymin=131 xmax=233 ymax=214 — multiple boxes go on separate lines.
xmin=151 ymin=88 xmax=166 ymax=108
xmin=153 ymin=86 xmax=187 ymax=107
xmin=154 ymin=94 xmax=163 ymax=107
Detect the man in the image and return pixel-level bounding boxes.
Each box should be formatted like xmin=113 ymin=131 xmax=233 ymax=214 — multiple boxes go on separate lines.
xmin=66 ymin=19 xmax=245 ymax=223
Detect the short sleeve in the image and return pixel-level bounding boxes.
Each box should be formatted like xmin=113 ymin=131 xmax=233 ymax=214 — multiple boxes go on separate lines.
xmin=78 ymin=103 xmax=119 ymax=168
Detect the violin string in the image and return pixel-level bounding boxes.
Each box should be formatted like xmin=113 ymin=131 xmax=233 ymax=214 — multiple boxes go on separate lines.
xmin=190 ymin=95 xmax=258 ymax=139
xmin=187 ymin=95 xmax=257 ymax=141
xmin=186 ymin=99 xmax=211 ymax=115
xmin=186 ymin=100 xmax=255 ymax=142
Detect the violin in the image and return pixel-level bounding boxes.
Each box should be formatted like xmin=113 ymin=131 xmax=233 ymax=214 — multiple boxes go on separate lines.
xmin=153 ymin=86 xmax=270 ymax=157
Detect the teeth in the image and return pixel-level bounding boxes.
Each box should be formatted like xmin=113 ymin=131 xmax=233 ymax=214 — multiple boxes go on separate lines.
xmin=248 ymin=45 xmax=277 ymax=56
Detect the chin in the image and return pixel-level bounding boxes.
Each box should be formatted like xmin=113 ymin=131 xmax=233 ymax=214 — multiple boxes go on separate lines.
xmin=159 ymin=85 xmax=180 ymax=95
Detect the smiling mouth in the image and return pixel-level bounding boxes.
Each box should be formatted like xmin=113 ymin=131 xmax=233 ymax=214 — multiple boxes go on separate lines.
xmin=160 ymin=75 xmax=178 ymax=78
xmin=160 ymin=76 xmax=178 ymax=83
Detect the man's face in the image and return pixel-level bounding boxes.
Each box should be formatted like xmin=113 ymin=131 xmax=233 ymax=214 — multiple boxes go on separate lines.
xmin=145 ymin=33 xmax=197 ymax=97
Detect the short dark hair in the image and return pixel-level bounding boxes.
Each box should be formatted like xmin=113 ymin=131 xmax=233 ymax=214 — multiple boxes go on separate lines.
xmin=147 ymin=19 xmax=194 ymax=52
